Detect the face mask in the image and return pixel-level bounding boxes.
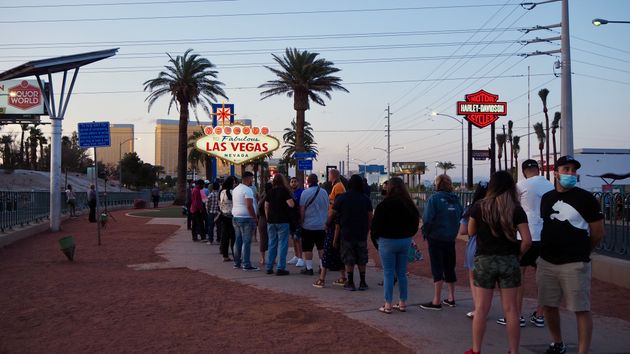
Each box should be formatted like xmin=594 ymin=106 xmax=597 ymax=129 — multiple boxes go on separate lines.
xmin=559 ymin=174 xmax=577 ymax=189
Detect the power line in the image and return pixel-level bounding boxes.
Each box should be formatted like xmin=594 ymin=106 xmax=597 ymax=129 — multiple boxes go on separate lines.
xmin=0 ymin=0 xmax=236 ymax=9
xmin=0 ymin=4 xmax=522 ymax=24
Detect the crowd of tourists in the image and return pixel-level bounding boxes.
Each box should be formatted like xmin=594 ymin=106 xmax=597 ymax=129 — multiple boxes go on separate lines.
xmin=182 ymin=155 xmax=603 ymax=354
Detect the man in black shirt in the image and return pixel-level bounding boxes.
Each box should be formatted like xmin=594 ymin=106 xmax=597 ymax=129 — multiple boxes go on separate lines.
xmin=537 ymin=156 xmax=604 ymax=354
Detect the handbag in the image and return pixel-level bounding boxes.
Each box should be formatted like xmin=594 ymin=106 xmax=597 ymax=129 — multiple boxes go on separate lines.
xmin=407 ymin=240 xmax=424 ymax=262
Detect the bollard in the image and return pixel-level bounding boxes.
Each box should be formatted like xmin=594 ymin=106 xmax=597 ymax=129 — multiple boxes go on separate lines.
xmin=58 ymin=236 xmax=76 ymax=261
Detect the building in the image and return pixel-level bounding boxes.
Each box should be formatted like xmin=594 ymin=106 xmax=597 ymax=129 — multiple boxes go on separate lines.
xmin=96 ymin=124 xmax=134 ymax=168
xmin=155 ymin=119 xmax=207 ymax=177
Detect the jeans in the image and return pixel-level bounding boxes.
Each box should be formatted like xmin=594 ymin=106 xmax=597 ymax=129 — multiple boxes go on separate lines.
xmin=378 ymin=237 xmax=412 ymax=303
xmin=267 ymin=223 xmax=290 ymax=271
xmin=206 ymin=212 xmax=217 ymax=242
xmin=233 ymin=217 xmax=256 ymax=268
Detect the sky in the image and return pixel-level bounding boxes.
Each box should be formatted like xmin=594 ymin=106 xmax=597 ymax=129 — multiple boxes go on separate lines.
xmin=1 ymin=0 xmax=629 ymax=183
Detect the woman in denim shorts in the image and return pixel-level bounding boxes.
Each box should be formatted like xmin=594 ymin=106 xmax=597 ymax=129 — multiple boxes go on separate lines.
xmin=466 ymin=171 xmax=532 ymax=354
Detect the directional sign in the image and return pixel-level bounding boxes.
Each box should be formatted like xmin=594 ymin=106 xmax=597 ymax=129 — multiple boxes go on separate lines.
xmin=78 ymin=122 xmax=111 ymax=148
xmin=294 ymin=151 xmax=316 ymax=159
xmin=297 ymin=159 xmax=313 ymax=171
xmin=472 ymin=149 xmax=491 ymax=160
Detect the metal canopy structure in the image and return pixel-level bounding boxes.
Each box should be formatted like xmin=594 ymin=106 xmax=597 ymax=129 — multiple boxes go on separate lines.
xmin=0 ymin=48 xmax=118 ymax=231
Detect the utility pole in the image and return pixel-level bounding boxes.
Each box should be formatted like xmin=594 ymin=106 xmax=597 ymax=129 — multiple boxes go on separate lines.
xmin=386 ymin=104 xmax=391 ymax=177
xmin=346 ymin=144 xmax=350 ymax=177
xmin=528 ymin=65 xmax=531 ymax=159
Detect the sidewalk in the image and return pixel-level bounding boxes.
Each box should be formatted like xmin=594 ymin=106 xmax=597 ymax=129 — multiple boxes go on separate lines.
xmin=155 ymin=217 xmax=630 ymax=354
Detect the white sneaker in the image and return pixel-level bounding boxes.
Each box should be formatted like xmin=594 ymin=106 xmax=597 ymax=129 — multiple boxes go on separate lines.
xmin=288 ymin=256 xmax=299 ymax=265
xmin=295 ymin=258 xmax=305 ymax=267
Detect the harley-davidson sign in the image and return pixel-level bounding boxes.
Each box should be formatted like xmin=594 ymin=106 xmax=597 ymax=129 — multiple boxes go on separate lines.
xmin=457 ymin=90 xmax=507 ymax=128
xmin=194 ymin=123 xmax=280 ymax=165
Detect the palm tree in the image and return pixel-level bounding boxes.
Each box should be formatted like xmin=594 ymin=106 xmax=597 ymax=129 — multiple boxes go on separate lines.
xmin=533 ymin=122 xmax=546 ymax=177
xmin=551 ymin=111 xmax=561 ymax=165
xmin=144 ymin=49 xmax=227 ymax=204
xmin=282 ymin=119 xmax=319 ymax=166
xmin=19 ymin=123 xmax=29 ymax=167
xmin=1 ymin=134 xmax=14 ymax=167
xmin=259 ymin=48 xmax=348 ymax=183
xmin=187 ymin=129 xmax=212 ymax=179
xmin=507 ymin=120 xmax=514 ymax=171
xmin=38 ymin=135 xmax=48 ymax=170
xmin=538 ymin=88 xmax=551 ymax=180
xmin=496 ymin=133 xmax=506 ymax=171
xmin=28 ymin=127 xmax=43 ymax=170
xmin=512 ymin=135 xmax=521 ymax=180
xmin=436 ymin=161 xmax=456 ymax=175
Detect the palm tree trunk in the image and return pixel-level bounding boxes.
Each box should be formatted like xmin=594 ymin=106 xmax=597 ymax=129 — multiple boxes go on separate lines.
xmin=503 ymin=143 xmax=508 ymax=172
xmin=552 ymin=131 xmax=558 ymax=166
xmin=498 ymin=151 xmax=502 ymax=171
xmin=294 ymin=91 xmax=308 ymax=185
xmin=544 ymin=109 xmax=550 ymax=180
xmin=205 ymin=155 xmax=212 ymax=180
xmin=509 ymin=140 xmax=513 ymax=172
xmin=175 ymin=100 xmax=190 ymax=205
xmin=30 ymin=138 xmax=37 ymax=170
xmin=539 ymin=148 xmax=545 ymax=176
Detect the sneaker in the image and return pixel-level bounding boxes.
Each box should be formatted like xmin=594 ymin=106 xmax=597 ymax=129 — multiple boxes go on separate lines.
xmin=530 ymin=312 xmax=545 ymax=327
xmin=300 ymin=268 xmax=314 ymax=275
xmin=442 ymin=299 xmax=456 ymax=307
xmin=419 ymin=302 xmax=442 ymax=311
xmin=496 ymin=317 xmax=526 ymax=327
xmin=466 ymin=311 xmax=475 ymax=319
xmin=276 ymin=269 xmax=290 ymax=276
xmin=287 ymin=256 xmax=299 ymax=265
xmin=233 ymin=264 xmax=241 ymax=269
xmin=295 ymin=258 xmax=305 ymax=267
xmin=266 ymin=269 xmax=274 ymax=275
xmin=358 ymin=282 xmax=369 ymax=291
xmin=242 ymin=266 xmax=260 ymax=272
xmin=545 ymin=342 xmax=567 ymax=354
xmin=343 ymin=282 xmax=356 ymax=291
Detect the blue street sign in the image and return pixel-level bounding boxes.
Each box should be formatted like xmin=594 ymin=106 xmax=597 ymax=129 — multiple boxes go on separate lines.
xmin=297 ymin=159 xmax=313 ymax=171
xmin=293 ymin=151 xmax=316 ymax=159
xmin=78 ymin=122 xmax=111 ymax=148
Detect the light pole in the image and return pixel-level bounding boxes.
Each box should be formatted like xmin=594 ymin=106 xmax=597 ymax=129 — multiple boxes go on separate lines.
xmin=432 ymin=112 xmax=465 ymax=190
xmin=592 ymin=18 xmax=630 ymax=26
xmin=374 ymin=146 xmax=404 ymax=176
xmin=119 ymin=137 xmax=139 ymax=191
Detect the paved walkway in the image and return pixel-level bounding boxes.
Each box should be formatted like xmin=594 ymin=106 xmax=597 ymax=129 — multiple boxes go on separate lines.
xmin=150 ymin=217 xmax=630 ymax=354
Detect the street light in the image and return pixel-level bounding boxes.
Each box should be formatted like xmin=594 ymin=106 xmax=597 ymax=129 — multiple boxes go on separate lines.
xmin=432 ymin=112 xmax=465 ymax=190
xmin=119 ymin=137 xmax=140 ymax=191
xmin=373 ymin=146 xmax=404 ymax=176
xmin=592 ymin=18 xmax=630 ymax=26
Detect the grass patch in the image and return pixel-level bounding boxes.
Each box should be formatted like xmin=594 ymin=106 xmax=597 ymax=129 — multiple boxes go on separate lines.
xmin=128 ymin=206 xmax=186 ymax=218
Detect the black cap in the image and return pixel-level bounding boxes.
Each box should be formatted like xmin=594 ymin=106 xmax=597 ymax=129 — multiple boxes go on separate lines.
xmin=555 ymin=155 xmax=581 ymax=170
xmin=522 ymin=159 xmax=539 ymax=170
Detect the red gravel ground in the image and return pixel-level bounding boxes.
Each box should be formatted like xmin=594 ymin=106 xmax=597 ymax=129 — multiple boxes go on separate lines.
xmin=370 ymin=233 xmax=630 ymax=321
xmin=0 ymin=210 xmax=412 ymax=354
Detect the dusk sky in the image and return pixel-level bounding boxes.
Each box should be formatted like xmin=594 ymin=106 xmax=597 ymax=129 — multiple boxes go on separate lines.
xmin=1 ymin=0 xmax=629 ymax=182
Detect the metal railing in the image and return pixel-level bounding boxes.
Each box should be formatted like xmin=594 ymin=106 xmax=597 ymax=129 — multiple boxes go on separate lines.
xmin=371 ymin=191 xmax=630 ymax=260
xmin=0 ymin=190 xmax=175 ymax=233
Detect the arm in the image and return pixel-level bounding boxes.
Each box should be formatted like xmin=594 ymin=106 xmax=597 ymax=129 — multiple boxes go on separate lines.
xmin=300 ymin=205 xmax=305 ymax=225
xmin=517 ymin=223 xmax=532 ymax=257
xmin=589 ymin=220 xmax=605 ymax=251
xmin=264 ymin=201 xmax=270 ymax=222
xmin=286 ymin=198 xmax=295 ymax=208
xmin=467 ymin=217 xmax=477 ymax=237
xmin=246 ymin=198 xmax=257 ymax=223
xmin=457 ymin=223 xmax=468 ymax=238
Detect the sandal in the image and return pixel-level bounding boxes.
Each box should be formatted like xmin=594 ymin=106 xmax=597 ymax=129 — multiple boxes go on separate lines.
xmin=312 ymin=279 xmax=325 ymax=288
xmin=392 ymin=304 xmax=407 ymax=312
xmin=378 ymin=306 xmax=393 ymax=314
xmin=332 ymin=277 xmax=347 ymax=286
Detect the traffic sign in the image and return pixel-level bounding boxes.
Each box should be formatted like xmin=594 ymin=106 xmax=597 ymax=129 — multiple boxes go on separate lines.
xmin=78 ymin=122 xmax=111 ymax=148
xmin=472 ymin=149 xmax=490 ymax=160
xmin=294 ymin=151 xmax=316 ymax=159
xmin=298 ymin=159 xmax=313 ymax=171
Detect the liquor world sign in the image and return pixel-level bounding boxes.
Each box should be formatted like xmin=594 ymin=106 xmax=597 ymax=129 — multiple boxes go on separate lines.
xmin=194 ymin=123 xmax=280 ymax=165
xmin=457 ymin=90 xmax=507 ymax=128
xmin=0 ymin=80 xmax=45 ymax=115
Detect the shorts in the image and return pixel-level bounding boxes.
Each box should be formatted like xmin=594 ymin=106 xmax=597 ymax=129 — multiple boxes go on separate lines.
xmin=464 ymin=236 xmax=477 ymax=270
xmin=427 ymin=238 xmax=457 ymax=282
xmin=536 ymin=258 xmax=591 ymax=312
xmin=291 ymin=226 xmax=302 ymax=241
xmin=301 ymin=229 xmax=325 ymax=252
xmin=340 ymin=240 xmax=368 ymax=266
xmin=473 ymin=255 xmax=521 ymax=289
xmin=519 ymin=241 xmax=540 ymax=267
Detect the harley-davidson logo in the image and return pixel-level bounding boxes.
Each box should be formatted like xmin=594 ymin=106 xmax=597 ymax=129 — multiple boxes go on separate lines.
xmin=456 ymin=90 xmax=507 ymax=128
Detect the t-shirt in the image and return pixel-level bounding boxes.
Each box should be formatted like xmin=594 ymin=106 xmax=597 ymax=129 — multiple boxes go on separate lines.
xmin=232 ymin=183 xmax=256 ymax=218
xmin=293 ymin=188 xmax=304 ymax=205
xmin=328 ymin=181 xmax=346 ymax=216
xmin=470 ymin=203 xmax=528 ymax=256
xmin=517 ymin=176 xmax=554 ymax=241
xmin=371 ymin=197 xmax=419 ymax=239
xmin=65 ymin=189 xmax=76 ymax=200
xmin=266 ymin=187 xmax=293 ymax=224
xmin=333 ymin=191 xmax=373 ymax=242
xmin=540 ymin=187 xmax=603 ymax=264
xmin=300 ymin=186 xmax=329 ymax=230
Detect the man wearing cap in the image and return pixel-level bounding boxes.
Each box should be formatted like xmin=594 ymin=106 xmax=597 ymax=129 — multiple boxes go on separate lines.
xmin=232 ymin=171 xmax=259 ymax=271
xmin=537 ymin=156 xmax=604 ymax=354
xmin=497 ymin=159 xmax=554 ymax=328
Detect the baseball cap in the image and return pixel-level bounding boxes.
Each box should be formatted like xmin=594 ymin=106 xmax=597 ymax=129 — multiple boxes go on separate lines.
xmin=521 ymin=159 xmax=539 ymax=170
xmin=555 ymin=155 xmax=581 ymax=170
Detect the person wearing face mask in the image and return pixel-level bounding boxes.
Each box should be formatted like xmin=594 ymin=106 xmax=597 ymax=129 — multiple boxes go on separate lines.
xmin=537 ymin=156 xmax=605 ymax=354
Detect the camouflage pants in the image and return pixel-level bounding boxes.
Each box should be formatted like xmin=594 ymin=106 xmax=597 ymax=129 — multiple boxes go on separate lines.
xmin=473 ymin=255 xmax=521 ymax=289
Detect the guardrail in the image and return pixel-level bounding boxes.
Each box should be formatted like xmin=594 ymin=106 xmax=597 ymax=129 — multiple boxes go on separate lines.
xmin=371 ymin=190 xmax=630 ymax=260
xmin=0 ymin=190 xmax=175 ymax=233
